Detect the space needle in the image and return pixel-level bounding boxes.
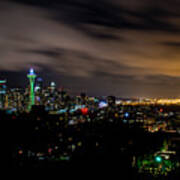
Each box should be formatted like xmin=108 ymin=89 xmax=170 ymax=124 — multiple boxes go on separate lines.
xmin=27 ymin=68 xmax=37 ymax=111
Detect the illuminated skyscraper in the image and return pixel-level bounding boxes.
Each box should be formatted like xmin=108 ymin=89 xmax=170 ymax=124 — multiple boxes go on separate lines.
xmin=0 ymin=80 xmax=7 ymax=109
xmin=50 ymin=81 xmax=56 ymax=92
xmin=27 ymin=68 xmax=37 ymax=111
xmin=35 ymin=77 xmax=43 ymax=92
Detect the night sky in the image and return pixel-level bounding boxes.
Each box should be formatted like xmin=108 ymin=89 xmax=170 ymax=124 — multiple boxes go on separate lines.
xmin=1 ymin=0 xmax=180 ymax=98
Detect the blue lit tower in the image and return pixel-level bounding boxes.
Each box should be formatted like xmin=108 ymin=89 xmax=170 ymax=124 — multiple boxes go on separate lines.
xmin=27 ymin=68 xmax=37 ymax=110
xmin=0 ymin=80 xmax=7 ymax=109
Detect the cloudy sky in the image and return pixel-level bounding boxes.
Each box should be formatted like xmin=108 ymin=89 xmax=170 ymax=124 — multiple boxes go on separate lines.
xmin=1 ymin=0 xmax=180 ymax=97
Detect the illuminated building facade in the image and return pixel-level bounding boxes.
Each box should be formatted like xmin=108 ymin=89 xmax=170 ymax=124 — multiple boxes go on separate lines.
xmin=50 ymin=82 xmax=56 ymax=92
xmin=0 ymin=80 xmax=7 ymax=109
xmin=35 ymin=77 xmax=43 ymax=92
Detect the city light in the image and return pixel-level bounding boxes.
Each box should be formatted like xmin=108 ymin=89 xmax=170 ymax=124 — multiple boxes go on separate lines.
xmin=124 ymin=112 xmax=129 ymax=118
xmin=99 ymin=101 xmax=108 ymax=108
xmin=29 ymin=68 xmax=35 ymax=75
xmin=155 ymin=156 xmax=162 ymax=163
xmin=1 ymin=69 xmax=180 ymax=176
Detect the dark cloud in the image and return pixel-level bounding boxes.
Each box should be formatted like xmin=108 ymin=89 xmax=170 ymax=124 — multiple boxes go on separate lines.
xmin=11 ymin=0 xmax=180 ymax=33
xmin=21 ymin=49 xmax=62 ymax=58
xmin=162 ymin=41 xmax=180 ymax=47
xmin=1 ymin=0 xmax=180 ymax=97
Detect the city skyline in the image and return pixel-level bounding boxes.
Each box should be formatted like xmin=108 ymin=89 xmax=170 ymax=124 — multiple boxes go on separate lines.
xmin=1 ymin=0 xmax=180 ymax=97
xmin=0 ymin=68 xmax=180 ymax=100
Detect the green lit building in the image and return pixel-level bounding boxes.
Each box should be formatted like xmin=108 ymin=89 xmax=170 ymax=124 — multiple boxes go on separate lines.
xmin=27 ymin=68 xmax=37 ymax=111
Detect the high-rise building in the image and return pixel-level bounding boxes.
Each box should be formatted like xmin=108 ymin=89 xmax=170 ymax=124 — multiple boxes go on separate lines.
xmin=27 ymin=68 xmax=37 ymax=111
xmin=35 ymin=77 xmax=43 ymax=92
xmin=50 ymin=82 xmax=56 ymax=92
xmin=0 ymin=80 xmax=7 ymax=109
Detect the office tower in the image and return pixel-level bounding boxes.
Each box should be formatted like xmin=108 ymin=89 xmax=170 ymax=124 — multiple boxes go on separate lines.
xmin=50 ymin=81 xmax=56 ymax=92
xmin=0 ymin=80 xmax=7 ymax=109
xmin=35 ymin=77 xmax=43 ymax=92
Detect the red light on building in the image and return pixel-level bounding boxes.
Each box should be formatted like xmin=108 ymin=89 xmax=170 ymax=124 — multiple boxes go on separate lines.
xmin=48 ymin=148 xmax=53 ymax=154
xmin=81 ymin=108 xmax=88 ymax=115
xmin=12 ymin=116 xmax=16 ymax=120
xmin=160 ymin=108 xmax=163 ymax=113
xmin=18 ymin=150 xmax=23 ymax=155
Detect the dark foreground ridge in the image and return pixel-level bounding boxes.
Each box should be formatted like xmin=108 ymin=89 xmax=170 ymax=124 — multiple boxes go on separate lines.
xmin=2 ymin=104 xmax=180 ymax=179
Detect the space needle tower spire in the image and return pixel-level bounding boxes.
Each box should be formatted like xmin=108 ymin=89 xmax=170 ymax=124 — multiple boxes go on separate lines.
xmin=27 ymin=68 xmax=37 ymax=111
